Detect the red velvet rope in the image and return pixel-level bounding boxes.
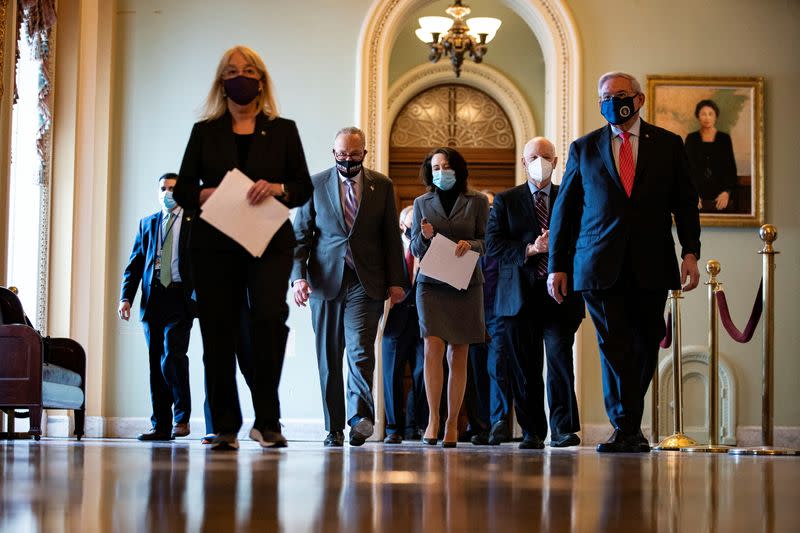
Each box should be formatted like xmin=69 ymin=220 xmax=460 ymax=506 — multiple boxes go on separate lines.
xmin=660 ymin=311 xmax=672 ymax=349
xmin=715 ymin=280 xmax=763 ymax=343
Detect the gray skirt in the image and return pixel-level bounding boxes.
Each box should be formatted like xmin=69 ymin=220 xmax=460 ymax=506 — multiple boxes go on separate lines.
xmin=416 ymin=282 xmax=485 ymax=345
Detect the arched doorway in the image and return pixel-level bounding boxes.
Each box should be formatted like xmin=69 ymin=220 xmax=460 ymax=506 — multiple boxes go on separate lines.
xmin=389 ymin=84 xmax=516 ymax=209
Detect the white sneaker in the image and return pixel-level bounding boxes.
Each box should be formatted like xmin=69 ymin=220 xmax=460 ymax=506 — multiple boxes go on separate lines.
xmin=210 ymin=433 xmax=239 ymax=450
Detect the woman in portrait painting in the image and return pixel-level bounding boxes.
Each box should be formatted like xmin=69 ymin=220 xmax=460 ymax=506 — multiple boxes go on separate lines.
xmin=684 ymin=99 xmax=739 ymax=212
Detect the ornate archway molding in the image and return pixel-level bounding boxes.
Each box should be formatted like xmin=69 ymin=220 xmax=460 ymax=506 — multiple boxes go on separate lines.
xmin=388 ymin=61 xmax=536 ymax=183
xmin=356 ymin=0 xmax=582 ymax=179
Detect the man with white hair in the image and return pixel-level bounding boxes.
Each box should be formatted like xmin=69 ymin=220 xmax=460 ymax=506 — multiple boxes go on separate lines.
xmin=548 ymin=71 xmax=701 ymax=453
xmin=486 ymin=137 xmax=584 ymax=450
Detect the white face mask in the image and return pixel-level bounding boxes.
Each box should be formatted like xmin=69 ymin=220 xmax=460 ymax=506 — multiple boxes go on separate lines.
xmin=527 ymin=157 xmax=553 ymax=184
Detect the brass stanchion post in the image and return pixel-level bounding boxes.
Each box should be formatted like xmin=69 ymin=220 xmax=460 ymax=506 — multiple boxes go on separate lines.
xmin=730 ymin=224 xmax=798 ymax=455
xmin=684 ymin=261 xmax=730 ymax=453
xmin=654 ymin=290 xmax=698 ymax=451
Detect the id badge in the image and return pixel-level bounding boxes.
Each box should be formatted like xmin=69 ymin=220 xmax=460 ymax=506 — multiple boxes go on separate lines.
xmin=154 ymin=255 xmax=161 ymax=271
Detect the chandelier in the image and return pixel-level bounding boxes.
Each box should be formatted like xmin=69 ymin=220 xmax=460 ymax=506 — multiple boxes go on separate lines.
xmin=415 ymin=1 xmax=502 ymax=78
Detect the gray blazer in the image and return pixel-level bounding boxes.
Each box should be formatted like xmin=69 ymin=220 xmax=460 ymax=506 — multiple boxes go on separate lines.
xmin=410 ymin=189 xmax=489 ymax=288
xmin=292 ymin=167 xmax=407 ymax=301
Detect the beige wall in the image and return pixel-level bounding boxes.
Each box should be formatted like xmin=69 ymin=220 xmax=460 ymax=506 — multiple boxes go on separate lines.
xmin=43 ymin=0 xmax=798 ymax=432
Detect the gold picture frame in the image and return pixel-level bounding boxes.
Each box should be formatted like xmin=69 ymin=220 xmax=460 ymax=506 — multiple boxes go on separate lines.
xmin=647 ymin=75 xmax=764 ymax=227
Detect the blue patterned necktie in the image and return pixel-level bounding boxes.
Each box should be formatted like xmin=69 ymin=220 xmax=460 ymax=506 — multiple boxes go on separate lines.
xmin=534 ymin=190 xmax=549 ymax=278
xmin=343 ymin=178 xmax=358 ymax=268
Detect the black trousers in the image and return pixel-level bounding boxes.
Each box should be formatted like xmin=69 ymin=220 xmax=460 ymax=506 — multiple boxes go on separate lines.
xmin=192 ymin=243 xmax=292 ymax=435
xmin=382 ymin=317 xmax=426 ymax=436
xmin=503 ymin=279 xmax=581 ymax=441
xmin=583 ymin=281 xmax=668 ymax=435
xmin=142 ymin=284 xmax=193 ymax=433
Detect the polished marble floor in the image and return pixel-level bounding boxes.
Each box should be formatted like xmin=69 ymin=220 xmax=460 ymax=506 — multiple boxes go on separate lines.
xmin=1 ymin=438 xmax=798 ymax=532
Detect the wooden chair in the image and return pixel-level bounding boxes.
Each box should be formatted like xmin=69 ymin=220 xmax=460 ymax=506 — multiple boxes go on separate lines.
xmin=0 ymin=287 xmax=85 ymax=440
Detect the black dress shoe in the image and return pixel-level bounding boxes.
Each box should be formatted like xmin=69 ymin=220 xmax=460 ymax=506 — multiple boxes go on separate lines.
xmin=488 ymin=420 xmax=510 ymax=445
xmin=324 ymin=431 xmax=344 ymax=447
xmin=519 ymin=434 xmax=545 ymax=450
xmin=441 ymin=440 xmax=457 ymax=448
xmin=422 ymin=437 xmax=438 ymax=445
xmin=470 ymin=432 xmax=489 ymax=445
xmin=549 ymin=433 xmax=581 ymax=448
xmin=137 ymin=429 xmax=174 ymax=441
xmin=349 ymin=430 xmax=367 ymax=447
xmin=383 ymin=433 xmax=403 ymax=444
xmin=596 ymin=429 xmax=641 ymax=453
xmin=404 ymin=428 xmax=422 ymax=441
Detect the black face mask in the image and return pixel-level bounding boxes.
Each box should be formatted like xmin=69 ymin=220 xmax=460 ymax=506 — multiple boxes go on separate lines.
xmin=223 ymin=76 xmax=260 ymax=106
xmin=335 ymin=159 xmax=363 ymax=179
xmin=403 ymin=227 xmax=412 ymax=240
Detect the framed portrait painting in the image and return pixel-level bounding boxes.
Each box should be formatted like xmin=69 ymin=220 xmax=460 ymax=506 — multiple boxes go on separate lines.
xmin=647 ymin=76 xmax=764 ymax=227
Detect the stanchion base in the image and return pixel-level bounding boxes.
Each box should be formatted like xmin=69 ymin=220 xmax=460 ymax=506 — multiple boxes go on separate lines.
xmin=653 ymin=432 xmax=698 ymax=451
xmin=682 ymin=444 xmax=732 ymax=454
xmin=0 ymin=432 xmax=33 ymax=440
xmin=728 ymin=446 xmax=800 ymax=456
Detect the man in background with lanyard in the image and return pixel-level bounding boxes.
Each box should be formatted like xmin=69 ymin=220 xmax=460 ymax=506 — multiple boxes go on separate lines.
xmin=118 ymin=172 xmax=197 ymax=441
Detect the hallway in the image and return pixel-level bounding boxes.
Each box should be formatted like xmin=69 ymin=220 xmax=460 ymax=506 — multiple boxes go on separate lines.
xmin=1 ymin=439 xmax=797 ymax=532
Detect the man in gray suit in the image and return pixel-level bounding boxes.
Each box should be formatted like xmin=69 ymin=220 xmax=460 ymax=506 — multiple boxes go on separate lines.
xmin=292 ymin=127 xmax=407 ymax=447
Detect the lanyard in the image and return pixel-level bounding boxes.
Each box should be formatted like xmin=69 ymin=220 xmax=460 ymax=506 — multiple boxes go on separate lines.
xmin=157 ymin=212 xmax=178 ymax=256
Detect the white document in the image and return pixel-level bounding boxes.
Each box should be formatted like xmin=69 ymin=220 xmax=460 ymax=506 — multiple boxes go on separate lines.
xmin=199 ymin=168 xmax=290 ymax=257
xmin=418 ymin=234 xmax=480 ymax=291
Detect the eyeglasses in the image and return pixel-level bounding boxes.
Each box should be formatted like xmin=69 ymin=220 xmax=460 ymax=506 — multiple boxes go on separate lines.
xmin=334 ymin=151 xmax=366 ymax=160
xmin=600 ymin=91 xmax=638 ymax=102
xmin=221 ymin=65 xmax=261 ymax=80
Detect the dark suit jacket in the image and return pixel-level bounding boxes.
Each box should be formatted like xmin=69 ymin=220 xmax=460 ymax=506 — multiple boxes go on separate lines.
xmin=486 ymin=183 xmax=583 ymax=319
xmin=549 ymin=120 xmax=701 ymax=291
xmin=382 ymin=249 xmax=418 ymax=338
xmin=174 ymin=112 xmax=313 ymax=253
xmin=120 ymin=209 xmax=196 ymax=321
xmin=292 ymin=167 xmax=407 ymax=301
xmin=410 ymin=189 xmax=489 ymax=288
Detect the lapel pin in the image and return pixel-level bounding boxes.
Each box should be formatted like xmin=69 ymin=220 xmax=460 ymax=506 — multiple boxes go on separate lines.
xmin=186 ymin=216 xmax=192 ymax=221
xmin=370 ymin=185 xmax=375 ymax=191
xmin=260 ymin=130 xmax=266 ymax=136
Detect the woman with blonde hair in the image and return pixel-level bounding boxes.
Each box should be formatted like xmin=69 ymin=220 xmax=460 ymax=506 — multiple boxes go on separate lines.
xmin=173 ymin=45 xmax=312 ymax=450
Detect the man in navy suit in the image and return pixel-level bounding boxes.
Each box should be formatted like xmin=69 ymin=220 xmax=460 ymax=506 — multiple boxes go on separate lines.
xmin=381 ymin=205 xmax=427 ymax=444
xmin=118 ymin=173 xmax=196 ymax=441
xmin=486 ymin=137 xmax=584 ymax=450
xmin=548 ymin=71 xmax=701 ymax=453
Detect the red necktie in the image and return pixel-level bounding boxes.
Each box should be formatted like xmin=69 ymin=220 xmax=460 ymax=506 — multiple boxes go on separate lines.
xmin=405 ymin=248 xmax=415 ymax=284
xmin=619 ymin=131 xmax=635 ymax=197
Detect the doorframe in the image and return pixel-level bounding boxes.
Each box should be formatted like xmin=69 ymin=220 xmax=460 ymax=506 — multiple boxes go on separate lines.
xmin=388 ymin=62 xmax=536 ymax=185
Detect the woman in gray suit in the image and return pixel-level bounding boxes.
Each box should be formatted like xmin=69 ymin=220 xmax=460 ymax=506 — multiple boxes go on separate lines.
xmin=410 ymin=147 xmax=489 ymax=447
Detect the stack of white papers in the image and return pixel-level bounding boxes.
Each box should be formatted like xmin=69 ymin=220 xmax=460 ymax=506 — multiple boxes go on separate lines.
xmin=418 ymin=234 xmax=480 ymax=290
xmin=199 ymin=168 xmax=290 ymax=257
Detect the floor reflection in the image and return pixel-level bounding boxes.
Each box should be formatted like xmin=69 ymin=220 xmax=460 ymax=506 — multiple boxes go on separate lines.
xmin=1 ymin=440 xmax=798 ymax=532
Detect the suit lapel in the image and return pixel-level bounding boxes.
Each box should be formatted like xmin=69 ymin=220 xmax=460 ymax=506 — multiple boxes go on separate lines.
xmin=449 ymin=191 xmax=470 ymax=220
xmin=353 ymin=170 xmax=373 ymax=228
xmin=632 ymin=120 xmax=653 ymax=198
xmin=518 ymin=184 xmax=538 ymax=231
xmin=596 ymin=125 xmax=625 ymax=194
xmin=427 ymin=192 xmax=447 ymax=220
xmin=324 ymin=168 xmax=348 ymax=234
xmin=243 ymin=113 xmax=273 ymax=176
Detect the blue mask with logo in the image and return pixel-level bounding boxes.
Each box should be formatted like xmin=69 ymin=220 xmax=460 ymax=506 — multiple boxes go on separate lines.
xmin=432 ymin=169 xmax=457 ymax=191
xmin=600 ymin=95 xmax=637 ymax=125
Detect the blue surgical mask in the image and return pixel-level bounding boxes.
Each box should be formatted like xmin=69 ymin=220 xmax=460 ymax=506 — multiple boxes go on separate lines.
xmin=432 ymin=169 xmax=457 ymax=191
xmin=600 ymin=95 xmax=638 ymax=125
xmin=160 ymin=190 xmax=177 ymax=211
